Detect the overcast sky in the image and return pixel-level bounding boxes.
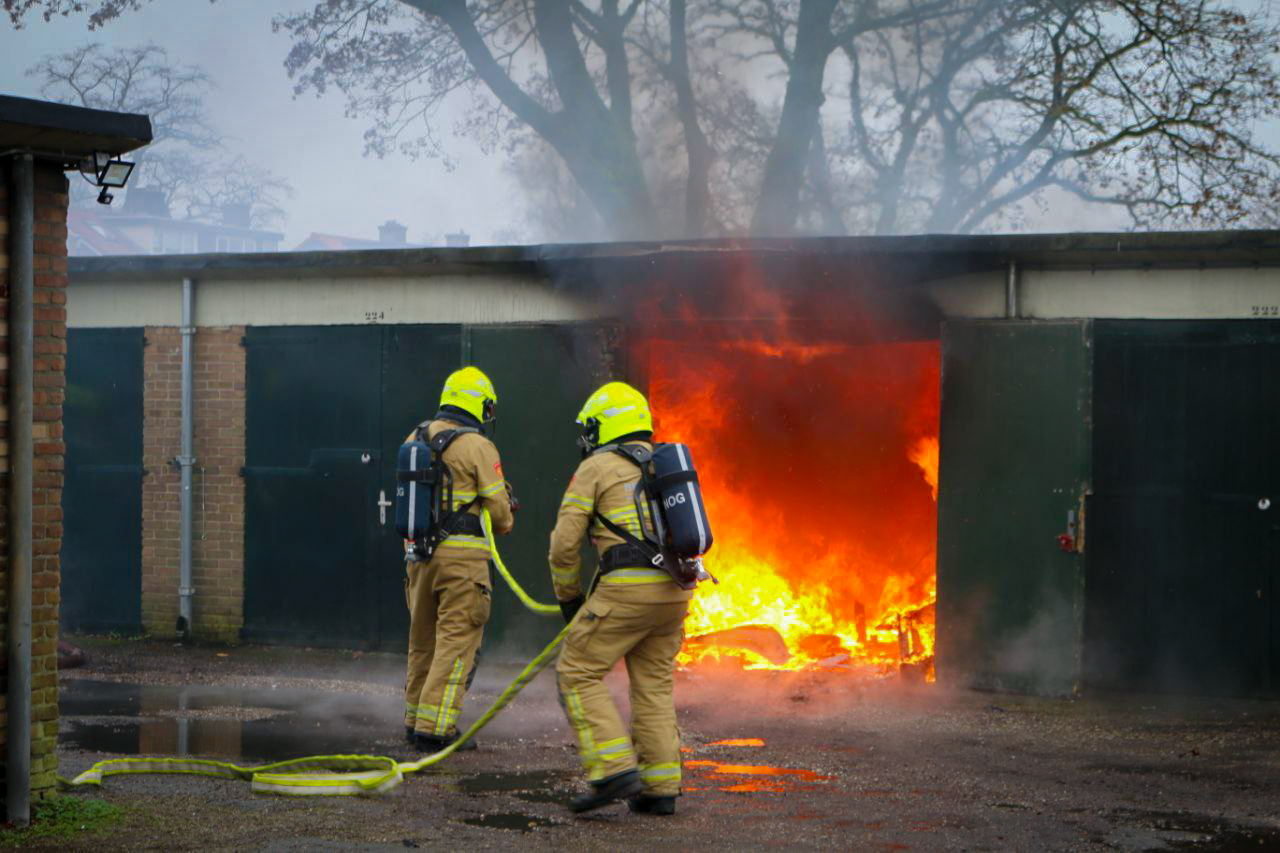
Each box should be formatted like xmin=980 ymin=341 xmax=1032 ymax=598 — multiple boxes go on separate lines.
xmin=0 ymin=0 xmax=516 ymax=247
xmin=2 ymin=1 xmax=1276 ymax=248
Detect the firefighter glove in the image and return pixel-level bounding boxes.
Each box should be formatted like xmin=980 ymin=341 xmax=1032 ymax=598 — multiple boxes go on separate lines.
xmin=505 ymin=480 xmax=520 ymax=513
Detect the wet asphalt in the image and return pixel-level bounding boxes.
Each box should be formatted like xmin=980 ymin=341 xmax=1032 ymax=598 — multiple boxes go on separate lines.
xmin=50 ymin=637 xmax=1280 ymax=851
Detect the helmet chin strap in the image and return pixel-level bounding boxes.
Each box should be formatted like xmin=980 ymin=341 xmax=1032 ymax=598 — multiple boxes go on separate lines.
xmin=577 ymin=418 xmax=600 ymax=457
xmin=482 ymin=399 xmax=497 ymax=438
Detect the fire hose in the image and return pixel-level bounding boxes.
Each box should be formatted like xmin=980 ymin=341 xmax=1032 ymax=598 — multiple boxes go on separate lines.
xmin=60 ymin=509 xmax=571 ymax=797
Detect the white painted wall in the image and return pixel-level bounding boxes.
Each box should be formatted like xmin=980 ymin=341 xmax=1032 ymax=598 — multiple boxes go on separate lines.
xmin=69 ymin=273 xmax=608 ymax=328
xmin=926 ymin=266 xmax=1280 ymax=320
xmin=71 ymin=261 xmax=1280 ymax=329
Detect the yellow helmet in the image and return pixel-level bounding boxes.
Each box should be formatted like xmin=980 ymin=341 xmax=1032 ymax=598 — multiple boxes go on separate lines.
xmin=439 ymin=366 xmax=497 ymax=427
xmin=577 ymin=381 xmax=652 ymax=448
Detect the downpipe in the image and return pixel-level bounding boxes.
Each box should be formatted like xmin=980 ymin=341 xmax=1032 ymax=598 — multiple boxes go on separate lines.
xmin=178 ymin=278 xmax=196 ymax=637
xmin=1005 ymin=260 xmax=1020 ymax=319
xmin=6 ymin=154 xmax=34 ymax=825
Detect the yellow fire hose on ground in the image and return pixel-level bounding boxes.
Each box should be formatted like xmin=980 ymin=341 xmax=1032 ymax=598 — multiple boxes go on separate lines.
xmin=60 ymin=511 xmax=570 ymax=797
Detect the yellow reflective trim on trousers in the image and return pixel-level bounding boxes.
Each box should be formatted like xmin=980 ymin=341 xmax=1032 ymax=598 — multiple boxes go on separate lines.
xmin=436 ymin=658 xmax=467 ymax=736
xmin=640 ymin=761 xmax=682 ymax=782
xmin=596 ymin=737 xmax=635 ymax=763
xmin=413 ymin=704 xmax=459 ymax=731
xmin=599 ymin=568 xmax=671 ymax=584
xmin=564 ymin=688 xmax=604 ymax=780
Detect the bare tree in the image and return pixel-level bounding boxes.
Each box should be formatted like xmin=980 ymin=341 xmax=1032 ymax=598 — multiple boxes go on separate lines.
xmin=829 ymin=0 xmax=1280 ymax=234
xmin=12 ymin=0 xmax=1280 ymax=239
xmin=26 ymin=43 xmax=292 ymax=228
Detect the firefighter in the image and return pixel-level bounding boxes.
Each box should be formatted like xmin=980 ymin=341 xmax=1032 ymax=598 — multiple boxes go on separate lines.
xmin=549 ymin=382 xmax=693 ymax=815
xmin=403 ymin=366 xmax=514 ymax=752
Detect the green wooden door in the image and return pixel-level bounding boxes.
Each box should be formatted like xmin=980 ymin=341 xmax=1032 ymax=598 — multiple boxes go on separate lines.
xmin=1087 ymin=321 xmax=1280 ymax=697
xmin=937 ymin=321 xmax=1093 ymax=695
xmin=245 ymin=325 xmax=464 ymax=649
xmin=62 ymin=328 xmax=145 ymax=633
xmin=244 ymin=326 xmax=385 ymax=647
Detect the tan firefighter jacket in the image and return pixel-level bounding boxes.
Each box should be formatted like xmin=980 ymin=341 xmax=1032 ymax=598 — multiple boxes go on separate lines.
xmin=549 ymin=441 xmax=691 ymax=601
xmin=403 ymin=418 xmax=513 ymax=556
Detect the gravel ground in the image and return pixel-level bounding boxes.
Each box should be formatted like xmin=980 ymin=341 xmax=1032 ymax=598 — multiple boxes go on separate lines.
xmin=51 ymin=636 xmax=1280 ymax=851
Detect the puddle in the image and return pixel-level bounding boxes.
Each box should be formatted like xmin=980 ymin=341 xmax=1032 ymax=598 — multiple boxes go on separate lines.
xmin=452 ymin=770 xmax=575 ymax=805
xmin=1110 ymin=808 xmax=1280 ymax=851
xmin=684 ymin=760 xmax=833 ymax=794
xmin=59 ymin=679 xmax=402 ymax=763
xmin=460 ymin=813 xmax=558 ymax=832
xmin=710 ymin=738 xmax=765 ymax=747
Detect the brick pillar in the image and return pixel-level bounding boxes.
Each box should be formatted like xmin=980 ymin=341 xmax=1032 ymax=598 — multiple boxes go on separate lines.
xmin=141 ymin=326 xmax=246 ymax=641
xmin=0 ymin=161 xmax=68 ymax=803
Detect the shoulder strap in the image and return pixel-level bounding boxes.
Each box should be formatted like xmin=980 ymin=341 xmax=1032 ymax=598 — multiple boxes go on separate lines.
xmin=606 ymin=443 xmax=652 ymax=466
xmin=427 ymin=426 xmax=479 ymax=454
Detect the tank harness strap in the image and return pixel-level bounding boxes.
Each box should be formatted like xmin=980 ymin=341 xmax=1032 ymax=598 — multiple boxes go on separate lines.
xmin=589 ymin=441 xmax=679 ymax=585
xmin=410 ymin=424 xmax=482 ymax=557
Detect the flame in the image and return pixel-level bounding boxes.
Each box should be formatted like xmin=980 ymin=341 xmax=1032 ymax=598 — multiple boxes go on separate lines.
xmin=909 ymin=436 xmax=940 ymax=500
xmin=645 ymin=329 xmax=940 ymax=677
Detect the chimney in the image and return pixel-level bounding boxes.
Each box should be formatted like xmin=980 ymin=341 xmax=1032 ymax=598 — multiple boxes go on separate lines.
xmin=221 ymin=202 xmax=252 ymax=229
xmin=379 ymin=220 xmax=408 ymax=245
xmin=122 ymin=187 xmax=171 ymax=218
xmin=445 ymin=231 xmax=471 ymax=247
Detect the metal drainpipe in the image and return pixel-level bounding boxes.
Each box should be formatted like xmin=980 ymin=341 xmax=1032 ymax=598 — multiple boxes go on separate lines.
xmin=178 ymin=278 xmax=195 ymax=637
xmin=6 ymin=154 xmax=34 ymax=825
xmin=1005 ymin=260 xmax=1020 ymax=319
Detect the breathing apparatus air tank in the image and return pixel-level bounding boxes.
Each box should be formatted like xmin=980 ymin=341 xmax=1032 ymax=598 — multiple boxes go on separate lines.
xmin=395 ymin=439 xmax=436 ymax=543
xmin=645 ymin=442 xmax=713 ymax=559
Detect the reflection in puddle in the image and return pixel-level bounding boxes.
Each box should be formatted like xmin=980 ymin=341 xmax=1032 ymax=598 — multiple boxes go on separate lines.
xmin=59 ymin=679 xmax=402 ymax=764
xmin=710 ymin=738 xmax=765 ymax=747
xmin=461 ymin=812 xmax=558 ymax=832
xmin=684 ymin=760 xmax=833 ymax=794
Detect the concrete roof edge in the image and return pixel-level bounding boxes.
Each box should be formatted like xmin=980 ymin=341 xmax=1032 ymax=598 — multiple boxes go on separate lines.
xmin=68 ymin=229 xmax=1280 ymax=283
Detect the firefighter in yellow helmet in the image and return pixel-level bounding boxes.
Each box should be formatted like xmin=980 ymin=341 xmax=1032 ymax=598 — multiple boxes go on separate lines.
xmin=403 ymin=366 xmax=514 ymax=751
xmin=548 ymin=381 xmax=693 ymax=815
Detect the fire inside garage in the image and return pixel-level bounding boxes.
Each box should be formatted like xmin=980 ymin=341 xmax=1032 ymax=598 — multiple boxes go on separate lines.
xmin=639 ymin=289 xmax=940 ymax=675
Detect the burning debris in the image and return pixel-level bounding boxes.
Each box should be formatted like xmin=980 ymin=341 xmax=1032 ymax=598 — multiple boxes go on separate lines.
xmin=639 ymin=291 xmax=940 ymax=680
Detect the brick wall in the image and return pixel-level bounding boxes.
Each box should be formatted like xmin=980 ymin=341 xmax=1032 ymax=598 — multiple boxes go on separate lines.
xmin=140 ymin=326 xmax=246 ymax=641
xmin=0 ymin=160 xmax=69 ymax=805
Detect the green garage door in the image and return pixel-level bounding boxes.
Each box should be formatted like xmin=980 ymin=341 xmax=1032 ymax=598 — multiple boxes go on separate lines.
xmin=937 ymin=321 xmax=1093 ymax=696
xmin=244 ymin=325 xmax=461 ymax=648
xmin=244 ymin=324 xmax=611 ymax=651
xmin=63 ymin=327 xmax=145 ymax=634
xmin=1087 ymin=321 xmax=1280 ymax=697
xmin=468 ymin=326 xmax=609 ymax=651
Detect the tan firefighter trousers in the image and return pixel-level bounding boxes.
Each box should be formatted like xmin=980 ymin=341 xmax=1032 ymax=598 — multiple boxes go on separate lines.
xmin=556 ymin=581 xmax=689 ymax=796
xmin=404 ymin=550 xmax=492 ymax=737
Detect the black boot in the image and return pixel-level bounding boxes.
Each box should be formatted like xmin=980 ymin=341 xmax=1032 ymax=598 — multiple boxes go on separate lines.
xmin=404 ymin=726 xmax=415 ymax=745
xmin=627 ymin=795 xmax=676 ymax=816
xmin=414 ymin=731 xmax=477 ymax=753
xmin=569 ymin=770 xmax=644 ymax=814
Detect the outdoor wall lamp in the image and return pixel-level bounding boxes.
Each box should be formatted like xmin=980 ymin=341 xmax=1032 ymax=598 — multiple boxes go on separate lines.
xmin=78 ymin=151 xmax=136 ymax=205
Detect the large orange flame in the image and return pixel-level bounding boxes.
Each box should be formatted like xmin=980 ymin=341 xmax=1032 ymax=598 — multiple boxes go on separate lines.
xmin=645 ymin=329 xmax=940 ymax=676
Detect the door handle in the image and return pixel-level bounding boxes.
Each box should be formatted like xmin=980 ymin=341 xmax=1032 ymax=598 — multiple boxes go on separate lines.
xmin=378 ymin=489 xmax=393 ymax=526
